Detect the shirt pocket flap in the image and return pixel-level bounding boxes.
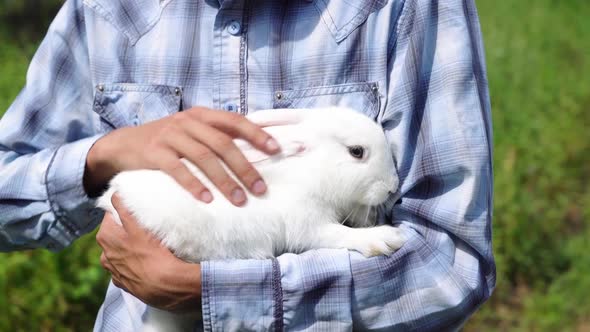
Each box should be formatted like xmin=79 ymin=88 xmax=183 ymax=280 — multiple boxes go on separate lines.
xmin=93 ymin=84 xmax=182 ymax=130
xmin=273 ymin=82 xmax=380 ymax=120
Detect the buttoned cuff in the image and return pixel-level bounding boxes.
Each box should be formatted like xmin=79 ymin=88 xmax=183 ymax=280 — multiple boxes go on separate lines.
xmin=277 ymin=249 xmax=353 ymax=330
xmin=201 ymin=259 xmax=280 ymax=331
xmin=45 ymin=134 xmax=105 ymax=249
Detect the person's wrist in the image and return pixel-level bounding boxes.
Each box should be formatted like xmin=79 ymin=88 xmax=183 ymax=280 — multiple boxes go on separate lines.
xmin=160 ymin=261 xmax=202 ymax=312
xmin=83 ymin=133 xmax=117 ymax=197
xmin=171 ymin=261 xmax=202 ymax=297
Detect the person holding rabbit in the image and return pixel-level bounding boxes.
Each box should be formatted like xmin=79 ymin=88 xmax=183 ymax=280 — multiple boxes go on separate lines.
xmin=0 ymin=0 xmax=495 ymax=331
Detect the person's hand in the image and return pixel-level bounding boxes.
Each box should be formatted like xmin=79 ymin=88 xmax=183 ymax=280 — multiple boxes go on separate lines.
xmin=96 ymin=194 xmax=201 ymax=312
xmin=84 ymin=107 xmax=281 ymax=206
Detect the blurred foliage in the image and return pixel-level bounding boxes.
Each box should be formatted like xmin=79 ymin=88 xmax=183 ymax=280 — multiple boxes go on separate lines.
xmin=464 ymin=1 xmax=590 ymax=331
xmin=0 ymin=0 xmax=589 ymax=331
xmin=0 ymin=232 xmax=109 ymax=331
xmin=0 ymin=0 xmax=64 ymax=41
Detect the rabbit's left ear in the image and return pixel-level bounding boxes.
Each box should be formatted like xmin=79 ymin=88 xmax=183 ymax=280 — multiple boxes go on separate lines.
xmin=235 ymin=138 xmax=305 ymax=164
xmin=247 ymin=109 xmax=304 ymax=127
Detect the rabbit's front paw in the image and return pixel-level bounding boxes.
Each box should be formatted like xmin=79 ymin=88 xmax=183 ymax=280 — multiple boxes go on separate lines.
xmin=350 ymin=225 xmax=405 ymax=257
xmin=312 ymin=224 xmax=406 ymax=257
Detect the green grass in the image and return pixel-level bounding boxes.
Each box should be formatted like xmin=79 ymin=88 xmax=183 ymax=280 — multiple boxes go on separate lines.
xmin=465 ymin=1 xmax=590 ymax=331
xmin=1 ymin=1 xmax=589 ymax=330
xmin=0 ymin=39 xmax=32 ymax=114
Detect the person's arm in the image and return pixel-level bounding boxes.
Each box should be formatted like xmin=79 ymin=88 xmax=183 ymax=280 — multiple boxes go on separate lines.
xmin=201 ymin=0 xmax=494 ymax=330
xmin=0 ymin=0 xmax=280 ymax=251
xmin=0 ymin=0 xmax=103 ymax=251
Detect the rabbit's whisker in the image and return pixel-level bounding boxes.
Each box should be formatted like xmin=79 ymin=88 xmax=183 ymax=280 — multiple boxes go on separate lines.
xmin=340 ymin=206 xmax=359 ymax=225
xmin=364 ymin=205 xmax=373 ymax=226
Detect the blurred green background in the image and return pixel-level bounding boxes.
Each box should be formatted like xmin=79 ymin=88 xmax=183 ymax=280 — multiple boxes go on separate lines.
xmin=0 ymin=1 xmax=589 ymax=331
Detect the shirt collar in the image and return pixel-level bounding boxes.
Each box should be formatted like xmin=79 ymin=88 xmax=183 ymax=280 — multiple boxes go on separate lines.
xmin=215 ymin=0 xmax=387 ymax=43
xmin=313 ymin=0 xmax=388 ymax=43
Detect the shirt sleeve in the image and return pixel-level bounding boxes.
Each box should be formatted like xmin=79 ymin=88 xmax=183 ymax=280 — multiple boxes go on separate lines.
xmin=201 ymin=0 xmax=495 ymax=330
xmin=0 ymin=0 xmax=104 ymax=251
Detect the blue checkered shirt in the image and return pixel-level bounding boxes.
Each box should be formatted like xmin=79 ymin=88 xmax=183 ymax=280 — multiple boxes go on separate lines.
xmin=0 ymin=0 xmax=495 ymax=330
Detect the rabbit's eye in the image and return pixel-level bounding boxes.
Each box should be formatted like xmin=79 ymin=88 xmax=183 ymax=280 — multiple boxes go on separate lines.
xmin=348 ymin=146 xmax=365 ymax=159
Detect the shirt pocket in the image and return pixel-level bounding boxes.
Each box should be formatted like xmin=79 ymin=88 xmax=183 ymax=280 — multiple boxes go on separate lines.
xmin=272 ymin=82 xmax=380 ymax=120
xmin=93 ymin=83 xmax=182 ymax=131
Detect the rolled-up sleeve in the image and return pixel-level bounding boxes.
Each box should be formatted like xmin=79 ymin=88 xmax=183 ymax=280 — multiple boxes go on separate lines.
xmin=0 ymin=0 xmax=104 ymax=251
xmin=202 ymin=0 xmax=494 ymax=330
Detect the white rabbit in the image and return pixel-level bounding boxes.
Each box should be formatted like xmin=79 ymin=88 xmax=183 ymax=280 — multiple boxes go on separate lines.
xmin=97 ymin=106 xmax=405 ymax=332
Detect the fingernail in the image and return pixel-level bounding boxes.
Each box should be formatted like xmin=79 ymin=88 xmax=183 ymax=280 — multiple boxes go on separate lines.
xmin=265 ymin=138 xmax=280 ymax=152
xmin=199 ymin=190 xmax=213 ymax=203
xmin=251 ymin=179 xmax=267 ymax=195
xmin=231 ymin=188 xmax=246 ymax=205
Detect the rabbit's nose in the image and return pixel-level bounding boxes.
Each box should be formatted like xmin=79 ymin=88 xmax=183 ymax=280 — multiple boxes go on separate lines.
xmin=387 ymin=190 xmax=399 ymax=199
xmin=387 ymin=191 xmax=402 ymax=207
xmin=387 ymin=177 xmax=399 ymax=192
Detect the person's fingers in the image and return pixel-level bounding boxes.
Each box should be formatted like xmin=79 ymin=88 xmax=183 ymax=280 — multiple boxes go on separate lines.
xmin=111 ymin=275 xmax=126 ymax=292
xmin=96 ymin=211 xmax=126 ymax=250
xmin=166 ymin=126 xmax=260 ymax=205
xmin=160 ymin=129 xmax=244 ymax=205
xmin=182 ymin=124 xmax=267 ymax=196
xmin=100 ymin=252 xmax=109 ymax=269
xmin=188 ymin=108 xmax=281 ymax=154
xmin=110 ymin=194 xmax=146 ymax=236
xmin=100 ymin=252 xmax=114 ymax=273
xmin=152 ymin=147 xmax=211 ymax=202
xmin=100 ymin=252 xmax=125 ymax=291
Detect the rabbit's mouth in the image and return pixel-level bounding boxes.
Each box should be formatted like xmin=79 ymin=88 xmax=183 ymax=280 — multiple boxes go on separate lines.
xmin=363 ymin=180 xmax=396 ymax=206
xmin=342 ymin=204 xmax=378 ymax=228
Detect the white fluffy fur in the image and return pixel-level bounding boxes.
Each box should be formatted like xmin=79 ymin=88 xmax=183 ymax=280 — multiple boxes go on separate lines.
xmin=97 ymin=107 xmax=405 ymax=332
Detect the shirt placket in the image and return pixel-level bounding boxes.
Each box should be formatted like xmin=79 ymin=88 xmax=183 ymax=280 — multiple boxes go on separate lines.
xmin=212 ymin=1 xmax=248 ymax=114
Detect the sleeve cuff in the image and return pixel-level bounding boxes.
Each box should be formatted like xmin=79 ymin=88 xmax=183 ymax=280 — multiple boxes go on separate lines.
xmin=201 ymin=259 xmax=280 ymax=331
xmin=277 ymin=249 xmax=353 ymax=330
xmin=201 ymin=249 xmax=354 ymax=331
xmin=45 ymin=134 xmax=105 ymax=248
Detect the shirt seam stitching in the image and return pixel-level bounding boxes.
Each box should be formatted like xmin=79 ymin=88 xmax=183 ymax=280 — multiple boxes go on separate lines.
xmin=44 ymin=147 xmax=79 ymax=238
xmin=271 ymin=258 xmax=284 ymax=331
xmin=239 ymin=3 xmax=250 ymax=115
xmin=388 ymin=0 xmax=409 ymax=57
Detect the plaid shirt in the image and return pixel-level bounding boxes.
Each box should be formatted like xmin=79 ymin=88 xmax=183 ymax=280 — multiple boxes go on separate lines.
xmin=0 ymin=0 xmax=495 ymax=330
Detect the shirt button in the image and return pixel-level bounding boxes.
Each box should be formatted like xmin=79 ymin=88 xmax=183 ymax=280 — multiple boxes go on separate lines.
xmin=227 ymin=20 xmax=242 ymax=35
xmin=224 ymin=103 xmax=239 ymax=112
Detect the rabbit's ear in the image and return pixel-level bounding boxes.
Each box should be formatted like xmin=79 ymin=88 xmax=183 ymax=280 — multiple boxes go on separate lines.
xmin=247 ymin=109 xmax=304 ymax=127
xmin=240 ymin=109 xmax=307 ymax=163
xmin=235 ymin=138 xmax=305 ymax=164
